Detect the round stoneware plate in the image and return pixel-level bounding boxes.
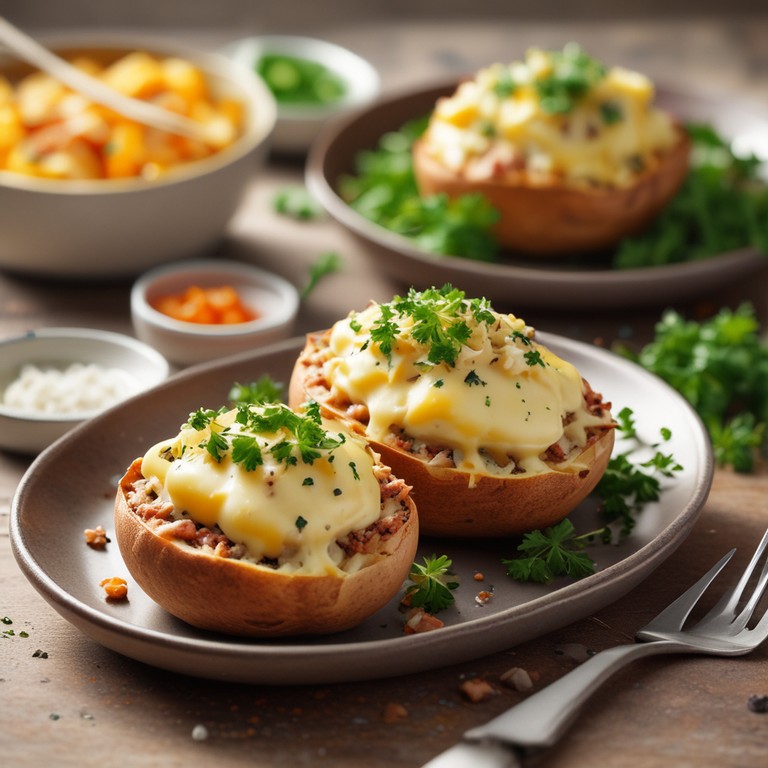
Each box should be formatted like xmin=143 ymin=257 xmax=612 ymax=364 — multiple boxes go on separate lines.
xmin=11 ymin=334 xmax=713 ymax=684
xmin=307 ymin=81 xmax=768 ymax=309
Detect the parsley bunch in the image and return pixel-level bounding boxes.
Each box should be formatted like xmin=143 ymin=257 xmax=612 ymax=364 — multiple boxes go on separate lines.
xmin=614 ymin=122 xmax=768 ymax=268
xmin=340 ymin=117 xmax=499 ymax=261
xmin=620 ymin=304 xmax=768 ymax=471
xmin=404 ymin=555 xmax=460 ymax=612
xmin=369 ymin=285 xmax=496 ymax=367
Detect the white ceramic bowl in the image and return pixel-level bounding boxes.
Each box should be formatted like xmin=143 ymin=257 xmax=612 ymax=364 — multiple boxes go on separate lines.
xmin=0 ymin=328 xmax=170 ymax=455
xmin=222 ymin=35 xmax=380 ymax=154
xmin=131 ymin=259 xmax=300 ymax=366
xmin=0 ymin=33 xmax=277 ymax=278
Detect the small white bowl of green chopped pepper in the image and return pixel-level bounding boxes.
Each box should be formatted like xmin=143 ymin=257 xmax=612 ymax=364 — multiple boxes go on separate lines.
xmin=222 ymin=35 xmax=380 ymax=154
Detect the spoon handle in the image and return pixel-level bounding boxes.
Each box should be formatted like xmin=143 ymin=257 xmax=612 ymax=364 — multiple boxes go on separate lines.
xmin=0 ymin=15 xmax=209 ymax=141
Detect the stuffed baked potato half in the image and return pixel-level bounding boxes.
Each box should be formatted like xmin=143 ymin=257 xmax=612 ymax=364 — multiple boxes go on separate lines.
xmin=114 ymin=402 xmax=418 ymax=637
xmin=289 ymin=286 xmax=616 ymax=537
xmin=412 ymin=44 xmax=691 ymax=256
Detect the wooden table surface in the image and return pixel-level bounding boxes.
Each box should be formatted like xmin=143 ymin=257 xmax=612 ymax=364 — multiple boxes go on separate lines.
xmin=2 ymin=16 xmax=768 ymax=767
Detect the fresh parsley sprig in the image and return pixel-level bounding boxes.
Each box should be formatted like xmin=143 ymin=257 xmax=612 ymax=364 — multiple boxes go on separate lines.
xmin=503 ymin=520 xmax=609 ymax=584
xmin=594 ymin=407 xmax=683 ymax=536
xmin=370 ymin=284 xmax=496 ymax=367
xmin=404 ymin=555 xmax=460 ymax=613
xmin=184 ymin=401 xmax=345 ymax=470
xmin=229 ymin=375 xmax=284 ymax=406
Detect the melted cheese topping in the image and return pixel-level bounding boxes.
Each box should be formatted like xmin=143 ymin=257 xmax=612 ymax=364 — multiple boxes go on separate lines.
xmin=141 ymin=408 xmax=381 ymax=575
xmin=325 ymin=303 xmax=610 ymax=477
xmin=422 ymin=46 xmax=678 ymax=188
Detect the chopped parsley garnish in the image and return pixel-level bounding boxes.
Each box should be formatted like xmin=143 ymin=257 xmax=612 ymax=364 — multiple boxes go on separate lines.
xmin=433 ymin=379 xmax=445 ymax=388
xmin=524 ymin=349 xmax=546 ymax=367
xmin=404 ymin=555 xmax=460 ymax=613
xmin=302 ymin=477 xmax=314 ymax=486
xmin=464 ymin=370 xmax=487 ymax=387
xmin=295 ymin=515 xmax=308 ymax=531
xmin=505 ymin=407 xmax=683 ymax=582
xmin=202 ymin=430 xmax=229 ymax=462
xmin=485 ymin=396 xmax=491 ymax=407
xmin=594 ymin=412 xmax=682 ymax=536
xmin=229 ymin=375 xmax=284 ymax=406
xmin=370 ymin=285 xmax=496 ymax=367
xmin=503 ymin=519 xmax=608 ymax=583
xmin=185 ymin=401 xmax=346 ymax=470
xmin=349 ymin=461 xmax=360 ymax=480
xmin=600 ymin=101 xmax=623 ymax=125
xmin=534 ymin=43 xmax=607 ymax=115
xmin=333 ymin=488 xmax=342 ymax=496
xmin=349 ymin=315 xmax=362 ymax=333
xmin=230 ymin=435 xmax=264 ymax=471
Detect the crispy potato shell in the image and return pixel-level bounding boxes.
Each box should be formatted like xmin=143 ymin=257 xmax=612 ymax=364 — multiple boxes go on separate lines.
xmin=412 ymin=127 xmax=690 ymax=256
xmin=114 ymin=459 xmax=418 ymax=637
xmin=290 ymin=333 xmax=615 ymax=537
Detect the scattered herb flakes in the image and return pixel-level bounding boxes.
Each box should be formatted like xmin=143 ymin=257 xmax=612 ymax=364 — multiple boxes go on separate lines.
xmin=32 ymin=649 xmax=49 ymax=659
xmin=295 ymin=515 xmax=308 ymax=531
xmin=404 ymin=555 xmax=460 ymax=613
xmin=302 ymin=477 xmax=314 ymax=486
xmin=1 ymin=616 xmax=12 ymax=625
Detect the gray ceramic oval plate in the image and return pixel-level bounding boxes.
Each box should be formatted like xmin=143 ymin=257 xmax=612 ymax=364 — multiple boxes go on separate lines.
xmin=307 ymin=81 xmax=768 ymax=309
xmin=11 ymin=334 xmax=713 ymax=685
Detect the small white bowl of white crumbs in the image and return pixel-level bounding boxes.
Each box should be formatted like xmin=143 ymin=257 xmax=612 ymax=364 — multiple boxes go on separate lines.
xmin=0 ymin=328 xmax=169 ymax=455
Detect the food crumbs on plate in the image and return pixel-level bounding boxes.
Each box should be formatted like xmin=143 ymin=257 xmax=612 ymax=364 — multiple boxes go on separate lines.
xmin=475 ymin=589 xmax=493 ymax=606
xmin=473 ymin=571 xmax=485 ymax=582
xmin=191 ymin=724 xmax=209 ymax=741
xmin=499 ymin=667 xmax=534 ymax=692
xmin=459 ymin=677 xmax=499 ymax=703
xmin=403 ymin=607 xmax=445 ymax=635
xmin=84 ymin=525 xmax=110 ymax=548
xmin=383 ymin=702 xmax=409 ymax=724
xmin=32 ymin=649 xmax=49 ymax=659
xmin=100 ymin=576 xmax=128 ymax=601
xmin=151 ymin=285 xmax=259 ymax=325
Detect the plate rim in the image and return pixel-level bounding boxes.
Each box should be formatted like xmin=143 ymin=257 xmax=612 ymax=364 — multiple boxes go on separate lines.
xmin=10 ymin=333 xmax=714 ymax=684
xmin=305 ymin=78 xmax=768 ymax=306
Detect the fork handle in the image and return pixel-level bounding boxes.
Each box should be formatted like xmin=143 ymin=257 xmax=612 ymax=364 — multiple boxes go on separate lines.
xmin=465 ymin=639 xmax=692 ymax=750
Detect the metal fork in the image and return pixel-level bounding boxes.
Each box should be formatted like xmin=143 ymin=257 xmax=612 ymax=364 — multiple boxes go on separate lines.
xmin=423 ymin=528 xmax=768 ymax=767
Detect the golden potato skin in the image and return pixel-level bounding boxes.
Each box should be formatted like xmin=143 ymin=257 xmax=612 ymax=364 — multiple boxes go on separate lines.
xmin=114 ymin=459 xmax=418 ymax=637
xmin=412 ymin=126 xmax=691 ymax=256
xmin=289 ymin=333 xmax=615 ymax=538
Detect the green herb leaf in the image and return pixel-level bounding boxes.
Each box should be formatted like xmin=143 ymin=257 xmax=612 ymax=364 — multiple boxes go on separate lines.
xmin=503 ymin=519 xmax=605 ymax=583
xmin=405 ymin=555 xmax=460 ymax=612
xmin=273 ymin=186 xmax=324 ymax=220
xmin=229 ymin=375 xmax=284 ymax=406
xmin=302 ymin=251 xmax=342 ymax=299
